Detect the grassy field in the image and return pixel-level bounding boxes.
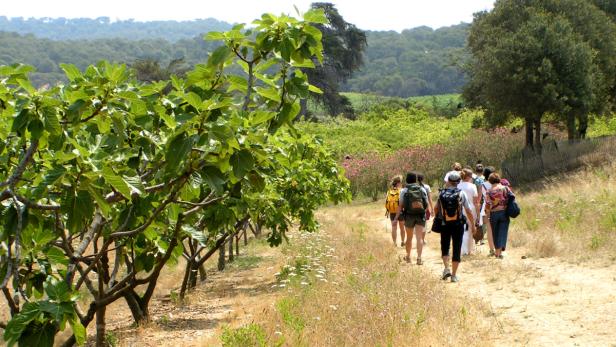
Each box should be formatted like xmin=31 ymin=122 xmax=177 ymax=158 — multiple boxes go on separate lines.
xmin=510 ymin=163 xmax=616 ymax=262
xmin=220 ymin=203 xmax=497 ymax=346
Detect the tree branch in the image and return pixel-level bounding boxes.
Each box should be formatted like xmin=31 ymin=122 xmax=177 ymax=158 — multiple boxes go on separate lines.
xmin=0 ymin=140 xmax=39 ymax=189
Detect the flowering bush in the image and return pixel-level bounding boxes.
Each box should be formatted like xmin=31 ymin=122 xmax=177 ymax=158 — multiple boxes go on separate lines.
xmin=342 ymin=128 xmax=524 ymax=199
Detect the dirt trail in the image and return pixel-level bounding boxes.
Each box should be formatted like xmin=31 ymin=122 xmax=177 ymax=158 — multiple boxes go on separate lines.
xmin=369 ymin=207 xmax=616 ymax=347
xmin=102 ymin=246 xmax=285 ymax=347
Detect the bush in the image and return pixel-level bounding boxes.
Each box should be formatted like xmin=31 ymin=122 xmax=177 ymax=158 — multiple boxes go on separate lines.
xmin=342 ymin=128 xmax=524 ymax=199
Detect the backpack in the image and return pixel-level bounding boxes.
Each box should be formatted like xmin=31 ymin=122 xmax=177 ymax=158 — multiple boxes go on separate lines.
xmin=439 ymin=188 xmax=463 ymax=224
xmin=506 ymin=189 xmax=521 ymax=218
xmin=385 ymin=188 xmax=400 ymax=214
xmin=403 ymin=184 xmax=427 ymax=215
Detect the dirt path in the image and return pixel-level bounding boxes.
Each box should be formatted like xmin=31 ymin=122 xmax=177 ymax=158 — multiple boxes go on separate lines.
xmin=369 ymin=207 xmax=616 ymax=347
xmin=101 ymin=244 xmax=286 ymax=347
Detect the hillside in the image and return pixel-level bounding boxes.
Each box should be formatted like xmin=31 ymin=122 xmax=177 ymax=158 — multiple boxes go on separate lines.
xmin=0 ymin=18 xmax=468 ymax=96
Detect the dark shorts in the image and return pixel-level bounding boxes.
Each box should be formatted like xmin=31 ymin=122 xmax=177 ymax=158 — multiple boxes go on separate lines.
xmin=404 ymin=214 xmax=426 ymax=228
xmin=389 ymin=213 xmax=403 ymax=222
xmin=440 ymin=222 xmax=464 ymax=262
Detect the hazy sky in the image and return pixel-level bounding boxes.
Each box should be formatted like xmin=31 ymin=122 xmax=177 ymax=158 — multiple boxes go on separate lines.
xmin=1 ymin=0 xmax=495 ymax=31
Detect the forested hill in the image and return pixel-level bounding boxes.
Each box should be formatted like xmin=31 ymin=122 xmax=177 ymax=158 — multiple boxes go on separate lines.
xmin=346 ymin=25 xmax=468 ymax=97
xmin=0 ymin=16 xmax=232 ymax=41
xmin=0 ymin=17 xmax=468 ymax=96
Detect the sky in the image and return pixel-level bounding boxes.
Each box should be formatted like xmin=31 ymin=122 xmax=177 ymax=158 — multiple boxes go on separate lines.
xmin=0 ymin=0 xmax=495 ymax=31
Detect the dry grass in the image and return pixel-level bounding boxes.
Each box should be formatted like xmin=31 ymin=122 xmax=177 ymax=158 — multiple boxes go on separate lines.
xmin=509 ymin=163 xmax=616 ymax=263
xmin=222 ymin=204 xmax=498 ymax=346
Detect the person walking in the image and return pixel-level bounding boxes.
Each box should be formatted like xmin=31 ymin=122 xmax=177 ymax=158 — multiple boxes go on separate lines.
xmin=485 ymin=173 xmax=511 ymax=259
xmin=417 ymin=172 xmax=434 ymax=244
xmin=458 ymin=169 xmax=478 ymax=255
xmin=434 ymin=172 xmax=475 ymax=282
xmin=395 ymin=172 xmax=428 ymax=265
xmin=473 ymin=163 xmax=486 ymax=244
xmin=481 ymin=166 xmax=496 ymax=256
xmin=443 ymin=162 xmax=462 ymax=183
xmin=385 ymin=176 xmax=406 ymax=246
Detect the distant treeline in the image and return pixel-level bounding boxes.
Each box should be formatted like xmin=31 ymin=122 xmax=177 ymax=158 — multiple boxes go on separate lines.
xmin=0 ymin=16 xmax=232 ymax=41
xmin=0 ymin=17 xmax=468 ymax=96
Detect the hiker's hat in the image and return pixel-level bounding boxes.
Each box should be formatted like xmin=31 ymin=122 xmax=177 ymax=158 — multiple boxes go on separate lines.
xmin=448 ymin=172 xmax=461 ymax=182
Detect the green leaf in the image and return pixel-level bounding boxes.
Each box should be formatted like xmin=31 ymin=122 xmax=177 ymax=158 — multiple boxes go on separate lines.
xmin=27 ymin=118 xmax=44 ymax=139
xmin=308 ymin=84 xmax=323 ymax=94
xmin=202 ymin=167 xmax=226 ymax=194
xmin=123 ymin=176 xmax=145 ymax=196
xmin=60 ymin=64 xmax=82 ymax=81
xmin=208 ymin=46 xmax=231 ymax=67
xmin=69 ymin=315 xmax=86 ymax=346
xmin=102 ymin=167 xmax=131 ymax=198
xmin=251 ymin=111 xmax=276 ymax=125
xmin=44 ymin=279 xmax=71 ymax=302
xmin=205 ymin=31 xmax=225 ymax=41
xmin=87 ymin=187 xmax=111 ymax=217
xmin=165 ymin=133 xmax=194 ymax=173
xmin=11 ymin=109 xmax=30 ymax=133
xmin=43 ymin=109 xmax=62 ymax=135
xmin=18 ymin=321 xmax=56 ymax=347
xmin=154 ymin=104 xmax=176 ymax=129
xmin=256 ymin=86 xmax=281 ymax=102
xmin=184 ymin=92 xmax=202 ymax=110
xmin=4 ymin=302 xmax=41 ymax=346
xmin=304 ymin=9 xmax=328 ymax=24
xmin=46 ymin=247 xmax=69 ymax=266
xmin=248 ymin=171 xmax=266 ymax=192
xmin=230 ymin=149 xmax=255 ymax=179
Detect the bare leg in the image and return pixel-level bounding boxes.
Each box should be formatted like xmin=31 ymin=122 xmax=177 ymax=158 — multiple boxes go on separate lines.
xmin=452 ymin=261 xmax=460 ymax=275
xmin=391 ymin=220 xmax=397 ymax=245
xmin=405 ymin=228 xmax=413 ymax=260
xmin=415 ymin=225 xmax=425 ymax=261
xmin=484 ymin=215 xmax=495 ymax=252
xmin=442 ymin=255 xmax=449 ymax=270
xmin=399 ymin=220 xmax=406 ymax=245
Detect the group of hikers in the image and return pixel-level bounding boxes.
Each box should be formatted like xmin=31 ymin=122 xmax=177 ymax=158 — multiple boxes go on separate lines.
xmin=385 ymin=162 xmax=519 ymax=282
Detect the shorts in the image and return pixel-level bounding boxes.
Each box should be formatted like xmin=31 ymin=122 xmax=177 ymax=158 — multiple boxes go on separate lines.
xmin=404 ymin=214 xmax=426 ymax=228
xmin=389 ymin=213 xmax=404 ymax=222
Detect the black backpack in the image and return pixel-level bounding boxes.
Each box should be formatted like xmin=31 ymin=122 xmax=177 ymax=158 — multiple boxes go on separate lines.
xmin=439 ymin=188 xmax=463 ymax=224
xmin=403 ymin=183 xmax=427 ymax=215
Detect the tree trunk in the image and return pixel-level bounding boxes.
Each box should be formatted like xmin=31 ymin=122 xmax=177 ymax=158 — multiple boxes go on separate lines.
xmin=228 ymin=237 xmax=234 ymax=263
xmin=534 ymin=118 xmax=542 ymax=154
xmin=299 ymin=98 xmax=308 ymax=120
xmin=198 ymin=264 xmax=207 ymax=282
xmin=243 ymin=229 xmax=248 ymax=246
xmin=525 ymin=118 xmax=534 ymax=150
xmin=123 ymin=290 xmax=148 ymax=323
xmin=567 ymin=115 xmax=576 ymax=143
xmin=235 ymin=234 xmax=240 ymax=257
xmin=95 ymin=304 xmax=106 ymax=347
xmin=577 ymin=114 xmax=588 ymax=139
xmin=218 ymin=243 xmax=225 ymax=271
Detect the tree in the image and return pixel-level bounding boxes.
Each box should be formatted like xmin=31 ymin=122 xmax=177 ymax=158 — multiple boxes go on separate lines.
xmin=463 ymin=0 xmax=613 ymax=150
xmin=302 ymin=2 xmax=367 ymax=118
xmin=0 ymin=10 xmax=349 ymax=347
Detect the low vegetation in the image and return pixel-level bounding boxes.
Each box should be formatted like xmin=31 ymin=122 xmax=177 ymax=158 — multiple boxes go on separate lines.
xmin=510 ymin=163 xmax=616 ymax=262
xmin=221 ymin=203 xmax=497 ymax=346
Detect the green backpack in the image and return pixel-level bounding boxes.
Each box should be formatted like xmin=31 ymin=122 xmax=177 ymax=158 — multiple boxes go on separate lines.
xmin=403 ymin=184 xmax=427 ymax=215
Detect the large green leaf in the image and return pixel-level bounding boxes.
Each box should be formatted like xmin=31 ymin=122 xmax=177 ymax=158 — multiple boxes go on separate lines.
xmin=4 ymin=302 xmax=41 ymax=347
xmin=102 ymin=167 xmax=131 ymax=198
xmin=165 ymin=133 xmax=194 ymax=173
xmin=230 ymin=149 xmax=255 ymax=179
xmin=69 ymin=315 xmax=86 ymax=346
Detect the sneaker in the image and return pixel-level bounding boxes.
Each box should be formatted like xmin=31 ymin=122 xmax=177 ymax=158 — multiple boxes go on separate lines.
xmin=403 ymin=255 xmax=411 ymax=263
xmin=489 ymin=249 xmax=495 ymax=257
xmin=450 ymin=275 xmax=459 ymax=283
xmin=416 ymin=258 xmax=423 ymax=266
xmin=497 ymin=254 xmax=504 ymax=259
xmin=441 ymin=268 xmax=451 ymax=280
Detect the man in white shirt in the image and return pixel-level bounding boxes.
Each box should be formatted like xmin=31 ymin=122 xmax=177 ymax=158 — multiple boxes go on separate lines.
xmin=443 ymin=162 xmax=462 ymax=183
xmin=458 ymin=169 xmax=478 ymax=255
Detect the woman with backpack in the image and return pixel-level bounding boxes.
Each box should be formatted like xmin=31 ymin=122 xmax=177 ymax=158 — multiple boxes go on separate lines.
xmin=385 ymin=176 xmax=406 ymax=247
xmin=485 ymin=173 xmax=511 ymax=259
xmin=394 ymin=172 xmax=429 ymax=265
xmin=417 ymin=172 xmax=433 ymax=244
xmin=434 ymin=172 xmax=476 ymax=282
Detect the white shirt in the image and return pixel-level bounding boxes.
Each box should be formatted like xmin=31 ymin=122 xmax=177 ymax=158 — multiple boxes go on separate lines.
xmin=457 ymin=181 xmax=478 ymax=219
